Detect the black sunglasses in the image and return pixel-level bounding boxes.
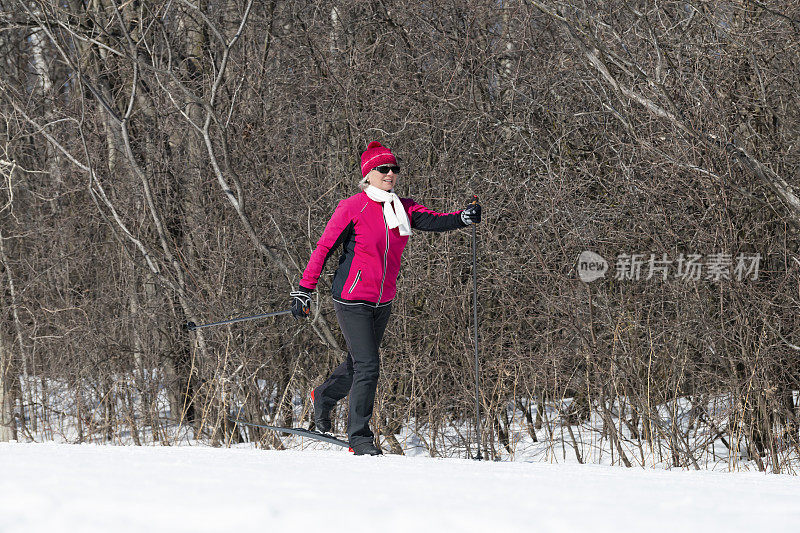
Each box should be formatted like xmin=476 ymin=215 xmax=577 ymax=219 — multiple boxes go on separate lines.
xmin=373 ymin=165 xmax=401 ymax=174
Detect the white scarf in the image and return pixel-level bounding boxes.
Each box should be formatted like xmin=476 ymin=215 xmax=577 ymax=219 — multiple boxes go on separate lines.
xmin=364 ymin=185 xmax=412 ymax=236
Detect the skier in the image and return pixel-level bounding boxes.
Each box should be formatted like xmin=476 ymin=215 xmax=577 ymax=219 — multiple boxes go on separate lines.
xmin=290 ymin=141 xmax=481 ymax=455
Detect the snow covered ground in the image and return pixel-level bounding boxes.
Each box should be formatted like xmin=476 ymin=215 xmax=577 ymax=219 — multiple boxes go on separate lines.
xmin=1 ymin=442 xmax=799 ymax=533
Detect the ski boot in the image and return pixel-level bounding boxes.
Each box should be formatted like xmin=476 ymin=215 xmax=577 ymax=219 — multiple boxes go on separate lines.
xmin=311 ymin=389 xmax=332 ymax=434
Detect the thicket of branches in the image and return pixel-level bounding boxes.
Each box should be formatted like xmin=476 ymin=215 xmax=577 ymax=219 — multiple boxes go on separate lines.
xmin=1 ymin=0 xmax=799 ymax=471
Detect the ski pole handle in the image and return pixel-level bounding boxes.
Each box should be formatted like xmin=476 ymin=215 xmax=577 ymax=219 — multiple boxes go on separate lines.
xmin=461 ymin=194 xmax=481 ymax=226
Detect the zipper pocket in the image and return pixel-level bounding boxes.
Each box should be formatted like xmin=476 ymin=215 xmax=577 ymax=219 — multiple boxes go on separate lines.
xmin=348 ymin=270 xmax=362 ymax=294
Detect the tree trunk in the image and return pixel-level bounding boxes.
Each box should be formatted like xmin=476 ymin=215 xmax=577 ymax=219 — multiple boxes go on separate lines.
xmin=0 ymin=329 xmax=16 ymax=442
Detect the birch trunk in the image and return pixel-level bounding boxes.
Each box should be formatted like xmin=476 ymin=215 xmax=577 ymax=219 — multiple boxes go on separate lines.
xmin=0 ymin=329 xmax=15 ymax=442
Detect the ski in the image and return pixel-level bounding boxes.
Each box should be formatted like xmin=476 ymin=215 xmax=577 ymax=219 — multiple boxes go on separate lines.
xmin=228 ymin=418 xmax=350 ymax=448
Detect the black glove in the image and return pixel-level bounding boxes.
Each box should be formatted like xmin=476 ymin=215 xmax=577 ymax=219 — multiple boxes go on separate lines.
xmin=461 ymin=200 xmax=482 ymax=225
xmin=290 ymin=286 xmax=312 ymax=318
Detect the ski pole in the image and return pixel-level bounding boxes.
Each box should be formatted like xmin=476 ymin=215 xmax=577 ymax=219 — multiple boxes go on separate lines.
xmin=470 ymin=194 xmax=483 ymax=461
xmin=182 ymin=309 xmax=292 ymax=332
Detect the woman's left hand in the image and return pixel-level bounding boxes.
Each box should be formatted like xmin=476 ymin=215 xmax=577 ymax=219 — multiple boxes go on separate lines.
xmin=461 ymin=200 xmax=482 ymax=225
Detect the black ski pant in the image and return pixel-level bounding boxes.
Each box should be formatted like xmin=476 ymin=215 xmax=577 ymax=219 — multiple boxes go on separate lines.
xmin=314 ymin=301 xmax=392 ymax=446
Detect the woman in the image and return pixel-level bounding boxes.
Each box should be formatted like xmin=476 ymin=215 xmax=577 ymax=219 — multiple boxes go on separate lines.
xmin=290 ymin=141 xmax=481 ymax=455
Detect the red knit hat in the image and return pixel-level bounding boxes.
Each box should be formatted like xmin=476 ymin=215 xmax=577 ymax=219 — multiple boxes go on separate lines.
xmin=360 ymin=141 xmax=397 ymax=177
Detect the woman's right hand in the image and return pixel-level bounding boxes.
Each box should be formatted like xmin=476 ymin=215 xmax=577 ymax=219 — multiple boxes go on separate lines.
xmin=290 ymin=287 xmax=312 ymax=318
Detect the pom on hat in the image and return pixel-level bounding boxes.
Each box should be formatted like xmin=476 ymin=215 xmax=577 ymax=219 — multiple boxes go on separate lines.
xmin=360 ymin=141 xmax=398 ymax=178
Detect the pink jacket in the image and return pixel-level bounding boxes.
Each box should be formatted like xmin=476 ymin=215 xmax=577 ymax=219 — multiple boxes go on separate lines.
xmin=300 ymin=191 xmax=465 ymax=306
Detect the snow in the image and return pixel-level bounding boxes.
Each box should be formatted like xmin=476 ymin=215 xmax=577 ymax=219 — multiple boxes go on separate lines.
xmin=15 ymin=375 xmax=798 ymax=471
xmin=1 ymin=443 xmax=799 ymax=533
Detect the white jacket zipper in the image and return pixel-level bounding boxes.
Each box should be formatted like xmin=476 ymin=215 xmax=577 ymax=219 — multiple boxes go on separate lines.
xmin=376 ymin=218 xmax=389 ymax=307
